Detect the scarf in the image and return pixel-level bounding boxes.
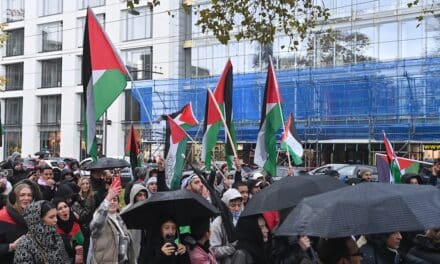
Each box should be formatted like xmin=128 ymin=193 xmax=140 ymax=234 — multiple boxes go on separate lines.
xmin=57 ymin=211 xmax=75 ymax=235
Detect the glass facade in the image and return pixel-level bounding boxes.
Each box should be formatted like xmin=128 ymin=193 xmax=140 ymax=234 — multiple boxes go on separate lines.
xmin=39 ymin=22 xmax=63 ymax=52
xmin=121 ymin=6 xmax=152 ymax=41
xmin=39 ymin=95 xmax=61 ymax=157
xmin=5 ymin=28 xmax=24 ymax=57
xmin=5 ymin=63 xmax=23 ymax=91
xmin=39 ymin=0 xmax=62 ymax=17
xmin=190 ymin=16 xmax=435 ymax=77
xmin=122 ymin=47 xmax=153 ymax=80
xmin=125 ymin=90 xmax=141 ymax=122
xmin=41 ymin=58 xmax=62 ymax=88
xmin=4 ymin=97 xmax=22 ymax=157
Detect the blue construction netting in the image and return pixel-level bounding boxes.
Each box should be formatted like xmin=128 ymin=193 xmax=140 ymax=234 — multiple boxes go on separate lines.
xmin=132 ymin=57 xmax=440 ymax=142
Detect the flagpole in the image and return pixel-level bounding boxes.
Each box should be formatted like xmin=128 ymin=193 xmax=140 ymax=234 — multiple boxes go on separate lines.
xmin=269 ymin=56 xmax=289 ymax=168
xmin=207 ymin=88 xmax=238 ymax=158
xmin=102 ymin=111 xmax=107 ymax=156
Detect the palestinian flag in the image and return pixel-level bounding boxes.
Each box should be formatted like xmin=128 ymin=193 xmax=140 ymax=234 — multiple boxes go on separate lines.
xmin=202 ymin=60 xmax=236 ymax=171
xmin=56 ymin=222 xmax=85 ymax=245
xmin=280 ymin=113 xmax=303 ymax=165
xmin=254 ymin=58 xmax=283 ymax=177
xmin=165 ymin=115 xmax=189 ymax=190
xmin=125 ymin=124 xmax=140 ymax=172
xmin=383 ymin=132 xmax=402 ymax=183
xmin=376 ymin=153 xmax=423 ymax=183
xmin=82 ymin=7 xmax=128 ymax=158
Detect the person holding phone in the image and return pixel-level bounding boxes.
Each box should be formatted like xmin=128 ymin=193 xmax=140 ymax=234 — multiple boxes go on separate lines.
xmin=152 ymin=217 xmax=190 ymax=264
xmin=87 ymin=184 xmax=136 ymax=264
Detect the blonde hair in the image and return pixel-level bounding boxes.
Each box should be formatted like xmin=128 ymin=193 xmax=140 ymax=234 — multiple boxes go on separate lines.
xmin=11 ymin=183 xmax=33 ymax=214
xmin=78 ymin=177 xmax=93 ymax=199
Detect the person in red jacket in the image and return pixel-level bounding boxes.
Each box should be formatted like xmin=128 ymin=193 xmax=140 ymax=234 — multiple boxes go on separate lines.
xmin=0 ymin=179 xmax=41 ymax=264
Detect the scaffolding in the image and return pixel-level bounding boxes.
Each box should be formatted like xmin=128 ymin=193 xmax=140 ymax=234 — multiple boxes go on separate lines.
xmin=132 ymin=57 xmax=440 ymax=145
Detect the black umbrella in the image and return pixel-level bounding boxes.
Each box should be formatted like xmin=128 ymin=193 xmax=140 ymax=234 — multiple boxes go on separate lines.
xmin=82 ymin=157 xmax=130 ymax=170
xmin=241 ymin=175 xmax=346 ymax=217
xmin=120 ymin=189 xmax=219 ymax=229
xmin=275 ymin=183 xmax=440 ymax=238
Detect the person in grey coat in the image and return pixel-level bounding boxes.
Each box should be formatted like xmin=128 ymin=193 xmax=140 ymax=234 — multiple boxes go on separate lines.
xmin=87 ymin=184 xmax=137 ymax=264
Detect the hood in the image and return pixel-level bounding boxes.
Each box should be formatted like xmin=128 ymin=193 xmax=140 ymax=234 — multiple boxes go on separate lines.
xmin=129 ymin=183 xmax=148 ymax=205
xmin=24 ymin=200 xmax=66 ymax=251
xmin=221 ymin=188 xmax=242 ymax=205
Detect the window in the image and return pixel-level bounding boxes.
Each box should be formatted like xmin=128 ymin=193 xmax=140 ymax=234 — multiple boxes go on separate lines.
xmin=39 ymin=95 xmax=61 ymax=157
xmin=379 ymin=22 xmax=398 ymax=61
xmin=4 ymin=97 xmax=23 ymax=157
xmin=426 ymin=16 xmax=440 ymax=57
xmin=77 ymin=14 xmax=105 ymax=47
xmin=40 ymin=95 xmax=61 ymax=124
xmin=5 ymin=97 xmax=22 ymax=126
xmin=401 ymin=20 xmax=424 ymax=59
xmin=122 ymin=47 xmax=152 ymax=80
xmin=3 ymin=0 xmax=24 ymax=22
xmin=5 ymin=28 xmax=24 ymax=57
xmin=41 ymin=58 xmax=62 ymax=88
xmin=5 ymin=63 xmax=23 ymax=91
xmin=78 ymin=0 xmax=105 ymax=9
xmin=39 ymin=0 xmax=62 ymax=17
xmin=39 ymin=21 xmax=63 ymax=52
xmin=122 ymin=6 xmax=152 ymax=41
xmin=125 ymin=90 xmax=141 ymax=121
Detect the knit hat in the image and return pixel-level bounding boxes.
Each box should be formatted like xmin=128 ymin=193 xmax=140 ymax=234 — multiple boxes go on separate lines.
xmin=221 ymin=188 xmax=242 ymax=205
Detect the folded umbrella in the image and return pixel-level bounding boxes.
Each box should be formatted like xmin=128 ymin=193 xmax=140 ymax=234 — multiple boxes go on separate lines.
xmin=275 ymin=183 xmax=440 ymax=238
xmin=241 ymin=174 xmax=346 ymax=217
xmin=120 ymin=189 xmax=219 ymax=229
xmin=82 ymin=157 xmax=130 ymax=170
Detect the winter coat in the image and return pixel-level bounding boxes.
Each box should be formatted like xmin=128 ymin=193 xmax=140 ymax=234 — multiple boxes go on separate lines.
xmin=14 ymin=201 xmax=69 ymax=264
xmin=270 ymin=236 xmax=315 ymax=264
xmin=87 ymin=198 xmax=136 ymax=264
xmin=210 ymin=216 xmax=236 ymax=264
xmin=189 ymin=243 xmax=217 ymax=264
xmin=0 ymin=206 xmax=27 ymax=264
xmin=121 ymin=183 xmax=149 ymax=262
xmin=234 ymin=215 xmax=270 ymax=264
xmin=360 ymin=242 xmax=403 ymax=264
xmin=151 ymin=237 xmax=190 ymax=264
xmin=408 ymin=235 xmax=440 ymax=263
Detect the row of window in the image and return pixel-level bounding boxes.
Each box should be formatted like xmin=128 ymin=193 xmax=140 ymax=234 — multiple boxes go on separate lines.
xmin=3 ymin=0 xmax=105 ymax=22
xmin=3 ymin=7 xmax=152 ymax=58
xmin=3 ymin=46 xmax=152 ymax=91
xmin=2 ymin=90 xmax=140 ymax=157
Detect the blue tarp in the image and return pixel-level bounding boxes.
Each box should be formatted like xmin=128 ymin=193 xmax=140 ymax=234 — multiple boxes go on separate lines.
xmin=132 ymin=57 xmax=440 ymax=142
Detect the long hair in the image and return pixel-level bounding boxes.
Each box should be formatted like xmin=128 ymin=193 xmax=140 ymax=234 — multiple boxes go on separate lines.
xmin=11 ymin=183 xmax=33 ymax=214
xmin=78 ymin=177 xmax=93 ymax=199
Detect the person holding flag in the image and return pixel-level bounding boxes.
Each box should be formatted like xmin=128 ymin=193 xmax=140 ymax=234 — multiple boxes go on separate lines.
xmin=280 ymin=113 xmax=304 ymax=168
xmin=383 ymin=131 xmax=402 ymax=183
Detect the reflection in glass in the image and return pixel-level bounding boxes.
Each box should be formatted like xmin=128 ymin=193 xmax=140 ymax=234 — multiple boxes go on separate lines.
xmin=122 ymin=7 xmax=152 ymax=41
xmin=401 ymin=20 xmax=424 ymax=59
xmin=426 ymin=16 xmax=440 ymax=57
xmin=5 ymin=63 xmax=23 ymax=91
xmin=122 ymin=47 xmax=153 ymax=80
xmin=379 ymin=22 xmax=398 ymax=61
xmin=39 ymin=22 xmax=63 ymax=52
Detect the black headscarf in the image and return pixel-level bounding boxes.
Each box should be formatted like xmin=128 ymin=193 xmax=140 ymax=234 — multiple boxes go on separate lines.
xmin=235 ymin=215 xmax=270 ymax=264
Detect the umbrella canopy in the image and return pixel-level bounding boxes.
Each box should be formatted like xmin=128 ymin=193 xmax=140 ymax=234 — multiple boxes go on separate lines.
xmin=120 ymin=189 xmax=219 ymax=229
xmin=275 ymin=183 xmax=440 ymax=238
xmin=241 ymin=174 xmax=346 ymax=217
xmin=82 ymin=157 xmax=130 ymax=170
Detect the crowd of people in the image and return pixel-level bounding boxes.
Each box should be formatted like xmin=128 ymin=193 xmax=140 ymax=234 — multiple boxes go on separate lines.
xmin=0 ymin=152 xmax=439 ymax=264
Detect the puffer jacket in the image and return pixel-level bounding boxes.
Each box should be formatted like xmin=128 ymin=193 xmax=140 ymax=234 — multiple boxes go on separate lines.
xmin=14 ymin=200 xmax=69 ymax=264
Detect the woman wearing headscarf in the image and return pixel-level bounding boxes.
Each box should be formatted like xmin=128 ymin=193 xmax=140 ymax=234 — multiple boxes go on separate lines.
xmin=0 ymin=179 xmax=41 ymax=264
xmin=87 ymin=184 xmax=137 ymax=264
xmin=232 ymin=215 xmax=271 ymax=264
xmin=54 ymin=198 xmax=85 ymax=264
xmin=14 ymin=200 xmax=69 ymax=263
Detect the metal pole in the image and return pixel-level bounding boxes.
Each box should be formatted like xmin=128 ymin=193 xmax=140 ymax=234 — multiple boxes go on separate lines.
xmin=102 ymin=111 xmax=107 ymax=156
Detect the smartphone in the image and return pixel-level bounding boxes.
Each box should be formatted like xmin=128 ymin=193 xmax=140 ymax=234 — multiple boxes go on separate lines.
xmin=110 ymin=175 xmax=121 ymax=189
